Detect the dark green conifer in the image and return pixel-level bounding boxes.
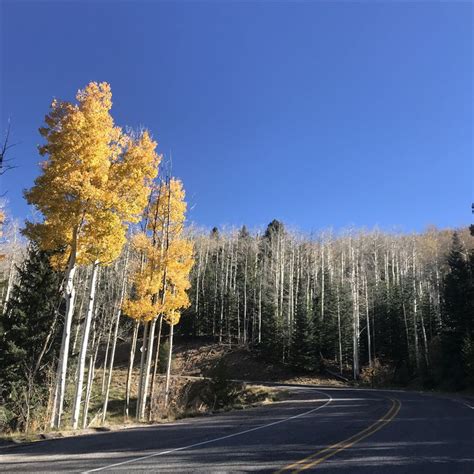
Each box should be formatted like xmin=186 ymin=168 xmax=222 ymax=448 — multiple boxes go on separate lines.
xmin=441 ymin=233 xmax=474 ymax=388
xmin=0 ymin=245 xmax=62 ymax=430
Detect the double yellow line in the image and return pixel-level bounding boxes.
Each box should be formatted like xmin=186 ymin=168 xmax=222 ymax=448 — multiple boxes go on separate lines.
xmin=277 ymin=398 xmax=401 ymax=472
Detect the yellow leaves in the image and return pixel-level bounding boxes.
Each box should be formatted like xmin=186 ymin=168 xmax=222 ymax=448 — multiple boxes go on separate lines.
xmin=79 ymin=210 xmax=126 ymax=265
xmin=164 ymin=310 xmax=181 ymax=326
xmin=122 ymin=179 xmax=194 ymax=325
xmin=0 ymin=208 xmax=5 ymax=239
xmin=23 ymin=82 xmax=159 ymax=270
xmin=109 ymin=131 xmax=160 ymax=223
xmin=131 ymin=232 xmax=152 ymax=253
xmin=122 ymin=297 xmax=157 ymax=323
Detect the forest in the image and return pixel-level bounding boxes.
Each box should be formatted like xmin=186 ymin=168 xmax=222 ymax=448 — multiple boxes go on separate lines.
xmin=0 ymin=82 xmax=473 ymax=435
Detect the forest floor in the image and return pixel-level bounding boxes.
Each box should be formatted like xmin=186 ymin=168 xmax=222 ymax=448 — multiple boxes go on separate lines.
xmin=166 ymin=339 xmax=347 ymax=385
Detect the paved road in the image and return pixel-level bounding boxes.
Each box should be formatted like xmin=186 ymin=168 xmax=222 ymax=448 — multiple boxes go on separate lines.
xmin=1 ymin=385 xmax=473 ymax=473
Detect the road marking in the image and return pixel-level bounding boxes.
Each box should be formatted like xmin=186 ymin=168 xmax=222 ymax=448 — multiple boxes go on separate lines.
xmin=276 ymin=398 xmax=401 ymax=472
xmin=83 ymin=390 xmax=333 ymax=473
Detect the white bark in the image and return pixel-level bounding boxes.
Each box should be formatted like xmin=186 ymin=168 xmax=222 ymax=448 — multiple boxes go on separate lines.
xmin=136 ymin=321 xmax=149 ymax=419
xmin=51 ymin=248 xmax=77 ymax=429
xmin=71 ymin=260 xmax=100 ymax=429
xmin=412 ymin=247 xmax=421 ymax=371
xmin=2 ymin=257 xmax=15 ymax=315
xmin=125 ymin=320 xmax=139 ymax=419
xmin=164 ymin=323 xmax=174 ymax=408
xmin=351 ymin=244 xmax=360 ymax=379
xmin=138 ymin=317 xmax=156 ymax=420
xmin=364 ymin=274 xmax=372 ymax=368
xmin=149 ymin=315 xmax=163 ymax=420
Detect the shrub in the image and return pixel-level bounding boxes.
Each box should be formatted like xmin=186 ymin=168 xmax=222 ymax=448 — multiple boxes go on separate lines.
xmin=360 ymin=359 xmax=395 ymax=387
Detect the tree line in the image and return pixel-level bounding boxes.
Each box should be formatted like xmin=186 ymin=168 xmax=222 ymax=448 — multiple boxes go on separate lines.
xmin=181 ymin=222 xmax=473 ymax=388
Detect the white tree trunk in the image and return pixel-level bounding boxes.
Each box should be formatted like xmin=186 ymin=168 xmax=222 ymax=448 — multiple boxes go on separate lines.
xmin=164 ymin=323 xmax=174 ymax=408
xmin=351 ymin=245 xmax=360 ymax=380
xmin=101 ymin=319 xmax=113 ymax=395
xmin=337 ymin=283 xmax=343 ymax=374
xmin=125 ymin=320 xmax=139 ymax=419
xmin=149 ymin=315 xmax=163 ymax=420
xmin=136 ymin=321 xmax=149 ymax=419
xmin=321 ymin=243 xmax=325 ymax=321
xmin=71 ymin=260 xmax=100 ymax=429
xmin=2 ymin=257 xmax=15 ymax=315
xmin=243 ymin=253 xmax=248 ymax=344
xmin=412 ymin=248 xmax=421 ymax=371
xmin=51 ymin=249 xmax=77 ymax=429
xmin=364 ymin=274 xmax=372 ymax=368
xmin=138 ymin=317 xmax=156 ymax=420
xmin=419 ymin=281 xmax=430 ymax=368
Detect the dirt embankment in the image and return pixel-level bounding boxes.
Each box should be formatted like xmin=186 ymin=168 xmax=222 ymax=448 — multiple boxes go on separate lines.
xmin=169 ymin=340 xmax=346 ymax=387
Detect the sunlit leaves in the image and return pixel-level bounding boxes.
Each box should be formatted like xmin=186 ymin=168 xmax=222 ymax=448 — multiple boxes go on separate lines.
xmin=23 ymin=82 xmax=160 ymax=268
xmin=123 ymin=179 xmax=194 ymax=326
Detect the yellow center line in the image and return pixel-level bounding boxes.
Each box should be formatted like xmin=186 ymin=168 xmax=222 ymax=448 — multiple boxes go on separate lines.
xmin=275 ymin=398 xmax=401 ymax=473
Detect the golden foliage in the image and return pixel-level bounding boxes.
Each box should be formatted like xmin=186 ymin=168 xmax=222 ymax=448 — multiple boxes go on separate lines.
xmin=23 ymin=82 xmax=160 ymax=268
xmin=123 ymin=179 xmax=194 ymax=326
xmin=0 ymin=208 xmax=4 ymax=239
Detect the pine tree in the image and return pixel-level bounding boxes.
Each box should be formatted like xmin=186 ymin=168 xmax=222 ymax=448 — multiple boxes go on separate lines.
xmin=258 ymin=220 xmax=286 ymax=361
xmin=441 ymin=233 xmax=474 ymax=388
xmin=0 ymin=245 xmax=62 ymax=431
xmin=290 ymin=284 xmax=318 ymax=372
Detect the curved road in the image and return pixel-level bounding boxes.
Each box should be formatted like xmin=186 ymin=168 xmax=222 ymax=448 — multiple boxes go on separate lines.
xmin=1 ymin=385 xmax=473 ymax=472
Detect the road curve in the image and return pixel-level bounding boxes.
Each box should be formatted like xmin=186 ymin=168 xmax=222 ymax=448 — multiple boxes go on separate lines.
xmin=1 ymin=385 xmax=473 ymax=473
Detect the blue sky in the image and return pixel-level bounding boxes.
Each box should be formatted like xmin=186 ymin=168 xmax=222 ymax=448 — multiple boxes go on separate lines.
xmin=1 ymin=0 xmax=472 ymax=233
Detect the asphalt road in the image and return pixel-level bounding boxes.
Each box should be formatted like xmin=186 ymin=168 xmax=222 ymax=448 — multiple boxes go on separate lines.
xmin=1 ymin=385 xmax=473 ymax=473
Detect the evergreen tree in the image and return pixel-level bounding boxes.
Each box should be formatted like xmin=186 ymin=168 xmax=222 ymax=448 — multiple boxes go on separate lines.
xmin=441 ymin=233 xmax=474 ymax=388
xmin=259 ymin=296 xmax=284 ymax=361
xmin=239 ymin=225 xmax=250 ymax=240
xmin=291 ymin=285 xmax=318 ymax=372
xmin=258 ymin=220 xmax=285 ymax=361
xmin=0 ymin=245 xmax=62 ymax=430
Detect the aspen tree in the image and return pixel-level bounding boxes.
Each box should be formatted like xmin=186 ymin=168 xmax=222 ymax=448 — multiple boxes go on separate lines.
xmin=157 ymin=182 xmax=193 ymax=408
xmin=24 ymin=82 xmax=159 ymax=428
xmin=71 ymin=131 xmax=159 ymax=429
xmin=350 ymin=240 xmax=360 ymax=379
xmin=123 ymin=179 xmax=193 ymax=419
xmin=24 ymin=83 xmax=117 ymax=428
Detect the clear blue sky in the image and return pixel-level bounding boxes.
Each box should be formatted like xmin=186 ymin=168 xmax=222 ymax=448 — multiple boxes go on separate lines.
xmin=1 ymin=0 xmax=472 ymax=233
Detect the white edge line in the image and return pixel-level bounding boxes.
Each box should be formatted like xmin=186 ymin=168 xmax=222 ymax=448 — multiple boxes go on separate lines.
xmin=83 ymin=389 xmax=333 ymax=473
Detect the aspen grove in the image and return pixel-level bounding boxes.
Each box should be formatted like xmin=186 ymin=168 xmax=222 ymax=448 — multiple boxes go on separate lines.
xmin=0 ymin=82 xmax=194 ymax=431
xmin=181 ymin=222 xmax=473 ymax=388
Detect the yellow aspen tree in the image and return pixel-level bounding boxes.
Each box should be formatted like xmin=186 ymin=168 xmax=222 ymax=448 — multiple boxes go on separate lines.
xmin=123 ymin=190 xmax=167 ymax=420
xmin=122 ymin=197 xmax=166 ymax=420
xmin=23 ymin=82 xmax=159 ymax=429
xmin=122 ymin=178 xmax=194 ymax=419
xmin=72 ymin=131 xmax=159 ymax=430
xmin=151 ymin=180 xmax=193 ymax=414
